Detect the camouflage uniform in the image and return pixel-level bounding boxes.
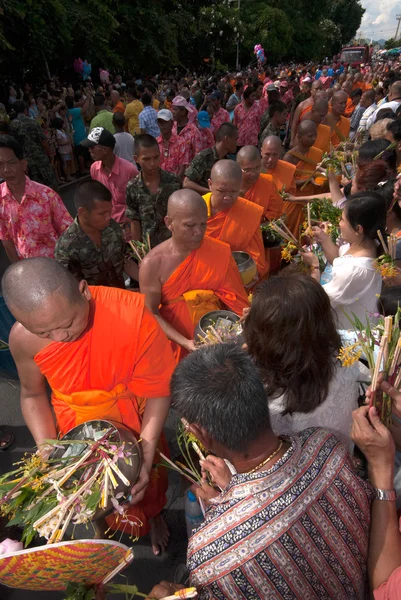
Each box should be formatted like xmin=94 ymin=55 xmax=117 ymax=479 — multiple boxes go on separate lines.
xmin=259 ymin=122 xmax=282 ymax=148
xmin=10 ymin=114 xmax=58 ymax=190
xmin=125 ymin=169 xmax=180 ymax=247
xmin=184 ymin=146 xmax=223 ymax=189
xmin=55 ymin=217 xmax=126 ymax=287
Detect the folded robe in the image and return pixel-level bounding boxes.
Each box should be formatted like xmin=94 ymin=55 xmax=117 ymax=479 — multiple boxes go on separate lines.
xmin=243 ymin=173 xmax=283 ymax=221
xmin=34 ymin=286 xmax=176 ymax=537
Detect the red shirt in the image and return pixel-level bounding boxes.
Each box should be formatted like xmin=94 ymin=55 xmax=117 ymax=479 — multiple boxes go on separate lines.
xmin=234 ymin=101 xmax=263 ymax=146
xmin=157 ymin=133 xmax=190 ymax=175
xmin=0 ymin=176 xmax=72 ymax=258
xmin=173 ymin=122 xmax=202 ymax=163
xmin=90 ymin=156 xmax=138 ymax=223
xmin=199 ymin=128 xmax=215 ymax=151
xmin=210 ymin=107 xmax=230 ymax=136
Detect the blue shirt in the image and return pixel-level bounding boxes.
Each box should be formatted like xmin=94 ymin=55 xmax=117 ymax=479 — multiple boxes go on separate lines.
xmin=138 ymin=106 xmax=160 ymax=137
xmin=315 ymin=70 xmax=322 ymax=80
xmin=328 ymin=68 xmax=334 ymax=76
xmin=68 ymin=107 xmax=86 ymax=146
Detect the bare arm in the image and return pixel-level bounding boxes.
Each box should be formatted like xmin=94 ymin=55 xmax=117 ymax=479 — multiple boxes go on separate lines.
xmin=130 ymin=220 xmax=142 ymax=242
xmin=139 ymin=255 xmax=195 ymax=352
xmin=290 ymin=103 xmax=302 ymax=147
xmin=123 ymin=258 xmax=139 ymax=281
xmin=183 ymin=176 xmax=209 ymax=196
xmin=1 ymin=239 xmax=20 ymax=263
xmin=9 ymin=324 xmax=57 ymax=447
xmin=177 ymin=164 xmax=186 ymax=182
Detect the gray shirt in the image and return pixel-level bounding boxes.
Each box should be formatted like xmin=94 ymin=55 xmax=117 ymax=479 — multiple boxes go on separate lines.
xmin=114 ymin=131 xmax=136 ymax=165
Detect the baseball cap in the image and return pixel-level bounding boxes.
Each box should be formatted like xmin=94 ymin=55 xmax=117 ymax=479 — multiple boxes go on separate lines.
xmin=157 ymin=109 xmax=173 ymax=122
xmin=171 ymin=95 xmax=195 ymax=113
xmin=210 ymin=91 xmax=222 ymax=100
xmin=81 ymin=127 xmax=116 ymax=148
xmin=266 ymin=84 xmax=276 ymax=92
xmin=197 ymin=111 xmax=210 ymax=128
xmin=280 ymin=81 xmax=288 ymax=88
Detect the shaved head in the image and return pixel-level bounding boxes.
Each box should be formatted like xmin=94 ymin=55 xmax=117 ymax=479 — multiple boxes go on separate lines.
xmin=261 ymin=136 xmax=282 ymax=153
xmin=332 ymin=91 xmax=348 ymax=116
xmin=3 ymin=258 xmax=83 ymax=314
xmin=210 ymin=159 xmax=242 ymax=183
xmin=167 ymin=189 xmax=207 ymax=220
xmin=298 ymin=120 xmax=317 ymax=136
xmin=391 ymin=81 xmax=401 ymax=98
xmin=236 ymin=145 xmax=261 ymax=164
xmin=313 ymin=97 xmax=329 ymax=112
xmin=261 ymin=136 xmax=282 ymax=171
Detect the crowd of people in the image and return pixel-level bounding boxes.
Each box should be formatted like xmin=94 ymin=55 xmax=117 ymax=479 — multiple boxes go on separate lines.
xmin=2 ymin=56 xmax=401 ymax=599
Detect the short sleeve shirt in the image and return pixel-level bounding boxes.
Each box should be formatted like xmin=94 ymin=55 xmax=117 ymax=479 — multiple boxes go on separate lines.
xmin=55 ymin=217 xmax=126 ymax=287
xmin=184 ymin=146 xmax=222 ymax=188
xmin=157 ymin=133 xmax=190 ymax=175
xmin=125 ymin=169 xmax=180 ymax=247
xmin=67 ymin=107 xmax=86 ymax=145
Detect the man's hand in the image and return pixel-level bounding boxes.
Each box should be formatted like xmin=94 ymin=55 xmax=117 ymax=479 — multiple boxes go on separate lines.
xmin=183 ymin=339 xmax=197 ymax=353
xmin=129 ymin=463 xmax=150 ymax=505
xmin=299 ymin=248 xmax=319 ymax=268
xmin=145 ymin=581 xmax=185 ymax=600
xmin=200 ymin=455 xmax=232 ymax=490
xmin=193 ymin=480 xmax=220 ymax=503
xmin=311 ymin=224 xmax=330 ymax=244
xmin=351 ymin=405 xmax=395 ymax=489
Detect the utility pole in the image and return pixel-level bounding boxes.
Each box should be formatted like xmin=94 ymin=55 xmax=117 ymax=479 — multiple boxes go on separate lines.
xmin=395 ymin=14 xmax=401 ymax=40
xmin=236 ymin=0 xmax=241 ymax=71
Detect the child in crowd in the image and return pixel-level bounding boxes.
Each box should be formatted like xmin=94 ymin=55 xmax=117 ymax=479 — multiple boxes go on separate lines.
xmin=51 ymin=117 xmax=74 ymax=182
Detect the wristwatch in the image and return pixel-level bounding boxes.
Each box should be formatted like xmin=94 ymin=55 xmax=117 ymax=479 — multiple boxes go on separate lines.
xmin=374 ymin=488 xmax=397 ymax=501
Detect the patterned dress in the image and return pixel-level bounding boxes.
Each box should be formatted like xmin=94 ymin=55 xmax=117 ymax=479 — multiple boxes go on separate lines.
xmin=188 ymin=428 xmax=372 ymax=600
xmin=234 ymin=101 xmax=263 ymax=147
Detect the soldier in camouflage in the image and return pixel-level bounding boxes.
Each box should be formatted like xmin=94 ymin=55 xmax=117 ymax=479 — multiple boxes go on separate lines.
xmin=55 ymin=180 xmax=138 ymax=287
xmin=125 ymin=134 xmax=181 ymax=248
xmin=9 ymin=101 xmax=58 ymax=190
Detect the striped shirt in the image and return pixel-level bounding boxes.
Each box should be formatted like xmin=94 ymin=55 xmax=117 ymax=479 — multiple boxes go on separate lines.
xmin=188 ymin=428 xmax=372 ymax=600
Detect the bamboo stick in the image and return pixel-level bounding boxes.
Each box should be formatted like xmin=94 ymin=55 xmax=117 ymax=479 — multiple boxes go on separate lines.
xmin=377 ymin=229 xmax=389 ymax=255
xmin=102 ymin=549 xmax=134 ymax=585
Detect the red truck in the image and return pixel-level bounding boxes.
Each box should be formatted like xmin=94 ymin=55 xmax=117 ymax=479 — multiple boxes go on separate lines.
xmin=339 ymin=45 xmax=372 ymax=67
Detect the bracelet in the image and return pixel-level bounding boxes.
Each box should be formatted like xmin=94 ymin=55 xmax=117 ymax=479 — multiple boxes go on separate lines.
xmin=374 ymin=488 xmax=397 ymax=501
xmin=311 ymin=266 xmax=320 ymax=271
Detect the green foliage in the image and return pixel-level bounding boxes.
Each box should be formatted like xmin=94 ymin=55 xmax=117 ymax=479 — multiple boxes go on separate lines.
xmin=385 ymin=37 xmax=400 ymax=50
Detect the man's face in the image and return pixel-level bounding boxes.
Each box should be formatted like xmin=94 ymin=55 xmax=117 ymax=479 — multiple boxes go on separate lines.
xmin=16 ymin=289 xmax=91 ymax=343
xmin=89 ymin=145 xmax=108 ymax=162
xmin=166 ymin=206 xmax=207 ymax=250
xmin=80 ymin=199 xmax=112 ymax=231
xmin=239 ymin=156 xmax=261 ymax=186
xmin=298 ymin=129 xmax=316 ymax=148
xmin=171 ymin=106 xmax=186 ymax=122
xmin=261 ymin=144 xmax=280 ymax=170
xmin=311 ymin=82 xmax=323 ymax=98
xmin=135 ymin=145 xmax=160 ymax=174
xmin=276 ymin=110 xmax=288 ymax=126
xmin=245 ymin=92 xmax=256 ymax=106
xmin=333 ymin=94 xmax=347 ymax=115
xmin=0 ymin=148 xmax=27 ymax=185
xmin=211 ymin=98 xmax=220 ymax=111
xmin=224 ymin=134 xmax=238 ymax=154
xmin=158 ymin=119 xmax=173 ymax=136
xmin=208 ymin=177 xmax=241 ymax=210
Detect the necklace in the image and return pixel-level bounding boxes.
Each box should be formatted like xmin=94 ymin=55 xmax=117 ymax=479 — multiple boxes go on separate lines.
xmin=247 ymin=439 xmax=283 ymax=474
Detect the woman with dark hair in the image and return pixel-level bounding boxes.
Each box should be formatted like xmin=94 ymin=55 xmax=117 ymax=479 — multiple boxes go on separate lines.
xmin=302 ymin=191 xmax=386 ymax=329
xmin=243 ymin=275 xmax=364 ymax=444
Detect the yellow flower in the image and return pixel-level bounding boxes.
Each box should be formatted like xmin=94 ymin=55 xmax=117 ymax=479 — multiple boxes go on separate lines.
xmin=337 ymin=344 xmax=362 ymax=367
xmin=281 ymin=242 xmax=297 ymax=262
xmin=248 ymin=292 xmax=253 ymax=303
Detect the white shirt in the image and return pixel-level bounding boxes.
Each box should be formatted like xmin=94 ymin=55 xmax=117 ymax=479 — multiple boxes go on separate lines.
xmin=113 ymin=132 xmax=136 ymax=165
xmin=323 ymin=244 xmax=382 ymax=330
xmin=367 ymin=99 xmax=401 ymax=129
xmin=269 ymin=361 xmax=368 ymax=451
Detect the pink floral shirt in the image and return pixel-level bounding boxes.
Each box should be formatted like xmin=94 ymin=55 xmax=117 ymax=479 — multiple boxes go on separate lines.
xmin=157 ymin=133 xmax=190 ymax=175
xmin=91 ymin=156 xmax=138 ymax=224
xmin=173 ymin=122 xmax=202 ymax=163
xmin=0 ymin=176 xmax=73 ymax=258
xmin=210 ymin=107 xmax=230 ymax=136
xmin=199 ymin=128 xmax=215 ymax=151
xmin=234 ymin=101 xmax=262 ymax=146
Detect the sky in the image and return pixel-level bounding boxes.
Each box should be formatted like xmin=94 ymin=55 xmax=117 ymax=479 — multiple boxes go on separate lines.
xmin=359 ymin=0 xmax=400 ymax=41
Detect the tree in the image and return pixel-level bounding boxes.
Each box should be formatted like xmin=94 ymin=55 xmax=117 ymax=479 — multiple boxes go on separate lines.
xmin=385 ymin=37 xmax=400 ymax=50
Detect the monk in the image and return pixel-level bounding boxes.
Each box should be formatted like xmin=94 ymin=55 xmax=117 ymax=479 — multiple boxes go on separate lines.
xmin=236 ymin=145 xmax=283 ymax=220
xmin=282 ymin=121 xmax=323 ymax=237
xmin=326 ymin=91 xmax=350 ymax=147
xmin=261 ymin=135 xmax=296 ymax=195
xmin=139 ymin=190 xmax=249 ymax=362
xmin=301 ymin=97 xmax=331 ymax=154
xmin=4 ymin=258 xmax=176 ymax=555
xmin=290 ymin=80 xmax=323 ymax=147
xmin=342 ymin=81 xmax=355 ymax=118
xmin=203 ymin=160 xmax=267 ymax=279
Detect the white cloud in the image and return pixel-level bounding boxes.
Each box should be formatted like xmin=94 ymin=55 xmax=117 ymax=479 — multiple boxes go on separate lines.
xmin=360 ymin=0 xmax=400 ymax=40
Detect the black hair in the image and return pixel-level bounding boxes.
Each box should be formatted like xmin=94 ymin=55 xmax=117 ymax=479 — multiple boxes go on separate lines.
xmin=50 ymin=117 xmax=64 ymax=130
xmin=134 ymin=133 xmax=159 ymax=155
xmin=127 ymin=87 xmax=139 ymax=99
xmin=376 ymin=108 xmax=395 ymax=121
xmin=235 ymin=82 xmax=244 ymax=91
xmin=268 ymin=101 xmax=287 ymax=118
xmin=171 ymin=343 xmax=271 ymax=453
xmin=112 ymin=112 xmax=125 ymax=126
xmin=350 ymin=88 xmax=363 ymax=99
xmin=376 ymin=178 xmax=401 ymax=221
xmin=136 ymin=84 xmax=144 ymax=93
xmin=65 ymin=95 xmax=74 ymax=109
xmin=358 ymin=138 xmax=396 ymax=172
xmin=13 ymin=100 xmax=26 ymax=115
xmin=215 ymin=122 xmax=238 ymax=142
xmin=387 ymin=118 xmax=401 ymax=142
xmin=345 ymin=191 xmax=387 ymax=254
xmin=141 ymin=93 xmax=152 ymax=106
xmin=243 ymin=86 xmax=255 ymax=100
xmin=94 ymin=94 xmax=105 ymax=107
xmin=379 ymin=286 xmax=401 ymax=317
xmin=0 ymin=134 xmax=24 ymax=160
xmin=74 ymin=180 xmax=112 ymax=212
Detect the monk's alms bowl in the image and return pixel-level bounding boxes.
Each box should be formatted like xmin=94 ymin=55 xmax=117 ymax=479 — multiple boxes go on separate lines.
xmin=232 ymin=251 xmax=257 ymax=286
xmin=194 ymin=309 xmax=241 ymax=343
xmin=51 ymin=419 xmax=141 ymax=519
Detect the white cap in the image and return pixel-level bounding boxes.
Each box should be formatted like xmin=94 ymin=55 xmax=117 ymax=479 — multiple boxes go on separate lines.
xmin=157 ymin=109 xmax=173 ymax=121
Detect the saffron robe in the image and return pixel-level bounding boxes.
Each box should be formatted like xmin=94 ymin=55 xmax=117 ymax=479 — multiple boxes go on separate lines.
xmin=244 ymin=174 xmax=283 ymax=221
xmin=330 ymin=116 xmax=351 ymax=147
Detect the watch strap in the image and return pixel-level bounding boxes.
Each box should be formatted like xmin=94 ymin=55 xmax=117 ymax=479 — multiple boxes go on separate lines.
xmin=374 ymin=488 xmax=397 ymax=501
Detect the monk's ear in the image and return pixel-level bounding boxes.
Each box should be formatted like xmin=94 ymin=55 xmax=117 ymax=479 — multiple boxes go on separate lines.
xmin=207 ymin=178 xmax=212 ymax=191
xmin=164 ymin=215 xmax=173 ymax=232
xmin=79 ymin=279 xmax=92 ymax=301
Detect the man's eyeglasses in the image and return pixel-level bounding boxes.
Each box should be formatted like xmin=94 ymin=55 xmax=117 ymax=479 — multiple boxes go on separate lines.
xmin=241 ymin=166 xmax=261 ymax=174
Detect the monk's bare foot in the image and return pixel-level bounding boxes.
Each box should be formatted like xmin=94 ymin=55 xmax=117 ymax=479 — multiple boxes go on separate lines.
xmin=150 ymin=514 xmax=170 ymax=556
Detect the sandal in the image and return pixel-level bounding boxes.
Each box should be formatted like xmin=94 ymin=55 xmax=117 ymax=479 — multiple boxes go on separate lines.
xmin=0 ymin=430 xmax=14 ymax=450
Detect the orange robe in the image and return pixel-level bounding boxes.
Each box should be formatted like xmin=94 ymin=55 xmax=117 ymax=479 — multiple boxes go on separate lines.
xmin=244 ymin=174 xmax=283 ymax=220
xmin=300 ymin=103 xmax=313 ymax=120
xmin=344 ymin=98 xmax=355 ymax=118
xmin=283 ymin=146 xmax=323 ymax=237
xmin=160 ymin=237 xmax=249 ymax=362
xmin=314 ymin=123 xmax=331 ymax=154
xmin=34 ymin=286 xmax=176 ymax=537
xmin=203 ymin=193 xmax=267 ymax=278
xmin=330 ymin=115 xmax=351 ymax=147
xmin=266 ymin=160 xmax=296 ymax=196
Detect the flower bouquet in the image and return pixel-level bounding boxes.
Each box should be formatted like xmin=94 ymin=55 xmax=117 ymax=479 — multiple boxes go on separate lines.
xmin=375 ymin=230 xmax=398 ymax=278
xmin=307 ymin=197 xmax=342 ymax=243
xmin=260 ymin=219 xmax=285 ymax=248
xmin=338 ymin=309 xmax=401 ymax=426
xmin=125 ymin=234 xmax=151 ymax=263
xmin=0 ymin=421 xmax=141 ymax=546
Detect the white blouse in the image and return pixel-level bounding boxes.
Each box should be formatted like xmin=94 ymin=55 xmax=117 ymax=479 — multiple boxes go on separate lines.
xmin=323 ymin=244 xmax=382 ymax=330
xmin=268 ymin=361 xmax=369 ymax=450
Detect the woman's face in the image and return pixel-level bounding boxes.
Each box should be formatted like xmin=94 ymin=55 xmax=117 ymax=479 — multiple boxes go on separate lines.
xmin=339 ymin=209 xmax=361 ymax=244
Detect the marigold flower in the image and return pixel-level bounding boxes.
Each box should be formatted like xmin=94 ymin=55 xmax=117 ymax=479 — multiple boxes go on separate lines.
xmin=337 ymin=344 xmax=362 ymax=367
